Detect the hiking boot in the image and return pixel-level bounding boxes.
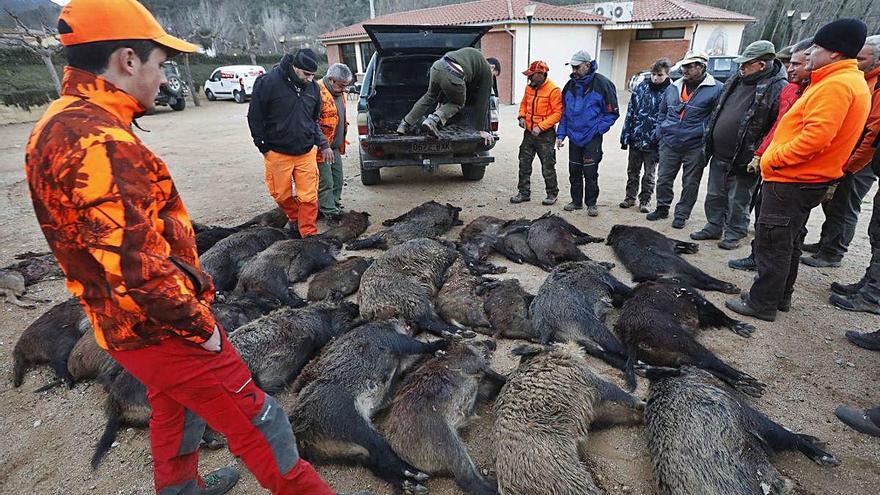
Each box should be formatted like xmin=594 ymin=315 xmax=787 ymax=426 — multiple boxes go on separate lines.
xmin=831 ymin=278 xmax=867 ymax=296
xmin=801 ymin=242 xmax=821 ymax=254
xmin=830 ymin=293 xmax=880 ymax=315
xmin=396 ymin=120 xmax=412 ymax=135
xmin=728 ymin=255 xmax=757 ymax=271
xmin=201 ymin=467 xmax=240 ymax=495
xmin=587 ymin=205 xmax=599 ymax=217
xmin=284 ymin=221 xmax=302 ymax=238
xmin=845 ymin=329 xmax=880 ymax=351
xmin=835 ymin=405 xmax=880 ymax=437
xmin=542 ymin=194 xmax=557 ymax=206
xmin=718 ymin=239 xmax=741 ymax=250
xmin=646 ymin=207 xmax=669 ymax=221
xmin=619 ymin=198 xmax=635 ymax=208
xmin=690 ymin=229 xmax=721 ymax=241
xmin=510 ymin=193 xmax=531 ymax=204
xmin=741 ymin=290 xmax=790 ymax=312
xmin=639 ymin=203 xmax=650 ymax=213
xmin=563 ymin=202 xmax=583 ymax=211
xmin=421 ymin=114 xmax=442 ymax=138
xmin=725 ymin=297 xmax=776 ymax=322
xmin=671 ymin=217 xmax=686 ymax=229
xmin=801 ymin=254 xmax=842 ymax=268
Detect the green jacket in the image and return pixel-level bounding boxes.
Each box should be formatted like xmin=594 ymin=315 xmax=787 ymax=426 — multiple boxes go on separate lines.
xmin=445 ymin=47 xmax=493 ymax=130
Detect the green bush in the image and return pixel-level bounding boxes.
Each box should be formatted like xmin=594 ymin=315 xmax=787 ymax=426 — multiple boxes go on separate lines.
xmin=1 ymin=89 xmax=55 ymax=111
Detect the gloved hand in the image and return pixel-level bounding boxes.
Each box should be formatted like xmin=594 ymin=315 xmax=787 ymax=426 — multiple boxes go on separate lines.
xmin=556 ymin=138 xmax=565 ymax=149
xmin=746 ymin=156 xmax=761 ymax=173
xmin=531 ymin=126 xmax=542 ymax=137
xmin=621 ymin=143 xmax=628 ymax=151
xmin=518 ymin=117 xmax=526 ymax=129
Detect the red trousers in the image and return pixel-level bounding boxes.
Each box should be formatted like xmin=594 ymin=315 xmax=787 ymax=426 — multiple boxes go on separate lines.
xmin=108 ymin=329 xmax=334 ymax=495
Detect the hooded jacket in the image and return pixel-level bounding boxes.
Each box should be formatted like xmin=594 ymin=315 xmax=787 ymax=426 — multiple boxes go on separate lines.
xmin=703 ymin=59 xmax=788 ymax=173
xmin=557 ymin=61 xmax=620 ymax=146
xmin=247 ymin=53 xmax=329 ymax=156
xmin=655 ymin=73 xmax=722 ymax=151
xmin=620 ymin=77 xmax=670 ymax=150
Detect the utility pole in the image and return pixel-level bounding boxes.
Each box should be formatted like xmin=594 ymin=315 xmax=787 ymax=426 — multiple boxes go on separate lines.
xmin=370 ymin=0 xmax=376 ymax=19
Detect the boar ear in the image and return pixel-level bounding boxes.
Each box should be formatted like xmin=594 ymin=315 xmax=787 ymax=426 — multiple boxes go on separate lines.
xmin=511 ymin=343 xmax=545 ymax=358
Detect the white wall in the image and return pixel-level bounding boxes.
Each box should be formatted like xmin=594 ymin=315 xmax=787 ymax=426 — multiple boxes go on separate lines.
xmin=692 ymin=22 xmax=747 ymax=56
xmin=599 ymin=29 xmax=631 ymax=89
xmin=511 ymin=24 xmax=601 ymax=103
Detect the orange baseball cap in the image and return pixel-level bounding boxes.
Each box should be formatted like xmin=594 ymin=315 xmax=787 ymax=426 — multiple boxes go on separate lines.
xmin=522 ymin=60 xmax=549 ymax=76
xmin=58 ymin=0 xmax=197 ymax=53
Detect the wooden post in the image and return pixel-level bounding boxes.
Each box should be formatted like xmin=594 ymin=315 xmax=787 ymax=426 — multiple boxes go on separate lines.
xmin=183 ymin=54 xmax=200 ymax=107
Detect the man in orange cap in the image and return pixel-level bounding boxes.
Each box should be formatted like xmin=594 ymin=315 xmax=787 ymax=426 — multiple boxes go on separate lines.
xmin=510 ymin=60 xmax=563 ymax=205
xmin=24 ymin=1 xmax=352 ymax=494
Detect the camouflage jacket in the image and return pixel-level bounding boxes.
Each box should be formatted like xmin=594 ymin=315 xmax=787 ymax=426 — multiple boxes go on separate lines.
xmin=620 ymin=78 xmax=670 ymax=151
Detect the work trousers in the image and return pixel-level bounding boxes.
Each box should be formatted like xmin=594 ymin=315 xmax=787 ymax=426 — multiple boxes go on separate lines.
xmin=749 ymin=181 xmax=829 ymax=312
xmin=263 ymin=149 xmax=318 ymax=236
xmin=404 ymin=61 xmax=466 ymax=126
xmin=569 ymin=134 xmax=603 ymax=207
xmin=108 ymin=331 xmax=334 ymax=495
xmin=517 ymin=129 xmax=558 ymax=197
xmin=701 ymin=157 xmax=760 ymax=242
xmin=655 ymin=144 xmax=706 ymax=220
xmin=318 ymin=148 xmax=344 ymax=215
xmin=813 ymin=165 xmax=876 ymax=261
xmin=624 ymin=148 xmax=658 ymax=205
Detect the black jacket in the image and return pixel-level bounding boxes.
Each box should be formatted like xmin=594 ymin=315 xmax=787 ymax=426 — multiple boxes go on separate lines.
xmin=247 ymin=53 xmax=328 ymax=155
xmin=703 ymin=59 xmax=787 ymax=173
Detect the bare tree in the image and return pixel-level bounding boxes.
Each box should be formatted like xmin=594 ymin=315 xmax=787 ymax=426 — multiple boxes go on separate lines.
xmin=1 ymin=9 xmax=61 ymax=96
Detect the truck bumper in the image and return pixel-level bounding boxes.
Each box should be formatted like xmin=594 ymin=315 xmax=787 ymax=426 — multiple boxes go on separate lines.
xmin=361 ymin=154 xmax=494 ymax=171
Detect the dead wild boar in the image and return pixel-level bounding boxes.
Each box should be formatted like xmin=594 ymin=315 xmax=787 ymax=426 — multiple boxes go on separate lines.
xmin=478 ymin=278 xmax=535 ymax=340
xmin=200 ymin=227 xmax=290 ymax=291
xmin=614 ymin=281 xmax=763 ymax=396
xmin=67 ymin=330 xmax=112 ymax=383
xmin=12 ymin=298 xmax=88 ymax=389
xmin=493 ymin=219 xmax=539 ymax=266
xmin=529 ymin=261 xmax=630 ymax=368
xmin=436 ymin=257 xmax=492 ymax=332
xmin=358 ymin=238 xmax=470 ymax=338
xmin=193 ymin=207 xmax=289 ymax=254
xmin=234 ymin=238 xmax=337 ymax=306
xmin=3 ymin=251 xmax=63 ymax=285
xmin=493 ymin=343 xmax=644 ymax=495
xmin=383 ymin=341 xmax=505 ymax=495
xmin=526 ymin=212 xmax=604 ymax=271
xmin=307 ymin=256 xmax=373 ymax=301
xmin=606 ymin=225 xmax=739 ymax=294
xmin=229 ymin=300 xmax=360 ymax=393
xmin=457 ymin=216 xmax=508 ymax=275
xmin=1 ymin=268 xmax=50 ymax=308
xmin=642 ymin=365 xmax=838 ymax=495
xmin=347 ymin=201 xmax=462 ymax=251
xmin=211 ymin=293 xmax=286 ymax=332
xmin=289 ymin=320 xmax=447 ymax=493
xmin=316 ymin=210 xmax=371 ymax=247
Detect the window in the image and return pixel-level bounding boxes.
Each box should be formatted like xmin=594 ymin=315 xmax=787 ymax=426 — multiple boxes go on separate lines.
xmin=636 ymin=28 xmax=686 ymax=40
xmin=359 ymin=42 xmax=376 ymax=69
xmin=340 ymin=43 xmax=358 ymax=75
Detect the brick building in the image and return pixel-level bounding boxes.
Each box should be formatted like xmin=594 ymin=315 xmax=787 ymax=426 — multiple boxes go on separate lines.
xmin=319 ymin=0 xmax=753 ymax=104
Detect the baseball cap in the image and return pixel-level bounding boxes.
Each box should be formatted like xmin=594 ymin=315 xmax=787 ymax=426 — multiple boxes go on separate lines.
xmin=566 ymin=50 xmax=593 ymax=66
xmin=522 ymin=60 xmax=549 ymax=76
xmin=733 ymin=40 xmax=776 ymax=63
xmin=58 ymin=0 xmax=197 ymax=53
xmin=678 ymin=50 xmax=709 ymax=66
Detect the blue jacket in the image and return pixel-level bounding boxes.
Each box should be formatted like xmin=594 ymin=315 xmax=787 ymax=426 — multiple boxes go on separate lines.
xmin=620 ymin=78 xmax=671 ymax=150
xmin=655 ymin=74 xmax=722 ymax=151
xmin=557 ymin=62 xmax=620 ymax=147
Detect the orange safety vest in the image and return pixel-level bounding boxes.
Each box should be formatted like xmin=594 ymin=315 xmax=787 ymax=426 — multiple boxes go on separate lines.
xmin=317 ymin=78 xmax=347 ymax=163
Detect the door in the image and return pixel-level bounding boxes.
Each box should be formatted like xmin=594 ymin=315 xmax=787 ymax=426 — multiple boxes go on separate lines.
xmin=599 ymin=49 xmax=614 ymax=78
xmin=364 ymin=25 xmax=491 ymax=55
xmin=207 ymin=69 xmax=221 ymax=94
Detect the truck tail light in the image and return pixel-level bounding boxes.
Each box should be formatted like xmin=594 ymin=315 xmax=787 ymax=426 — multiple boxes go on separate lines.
xmin=358 ymin=124 xmax=369 ymax=135
xmin=357 ymin=112 xmax=368 ymax=136
xmin=490 ymin=107 xmax=499 ymax=132
xmin=490 ymin=120 xmax=499 ymax=132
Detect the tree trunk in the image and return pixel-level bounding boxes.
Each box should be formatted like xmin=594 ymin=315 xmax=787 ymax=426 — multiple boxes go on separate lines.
xmin=250 ymin=52 xmax=257 ymax=65
xmin=183 ymin=54 xmax=201 ymax=107
xmin=41 ymin=52 xmax=61 ymax=97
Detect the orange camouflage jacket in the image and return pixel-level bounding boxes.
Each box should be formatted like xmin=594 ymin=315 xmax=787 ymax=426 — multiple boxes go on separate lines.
xmin=316 ymin=78 xmax=347 ymax=163
xmin=25 ymin=67 xmax=216 ymax=351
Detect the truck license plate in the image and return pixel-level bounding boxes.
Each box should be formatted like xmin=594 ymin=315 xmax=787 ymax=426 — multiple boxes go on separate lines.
xmin=411 ymin=141 xmax=451 ymax=153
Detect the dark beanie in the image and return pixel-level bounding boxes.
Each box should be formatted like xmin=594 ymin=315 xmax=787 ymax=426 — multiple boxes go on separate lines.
xmin=291 ymin=48 xmax=318 ymax=72
xmin=812 ymin=18 xmax=867 ymax=59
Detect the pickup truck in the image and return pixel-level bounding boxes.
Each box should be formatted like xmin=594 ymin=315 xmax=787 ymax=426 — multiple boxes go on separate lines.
xmin=356 ymin=25 xmax=500 ymax=185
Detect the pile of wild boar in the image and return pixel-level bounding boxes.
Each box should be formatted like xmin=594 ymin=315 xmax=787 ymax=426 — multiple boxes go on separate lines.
xmin=10 ymin=201 xmax=840 ymax=495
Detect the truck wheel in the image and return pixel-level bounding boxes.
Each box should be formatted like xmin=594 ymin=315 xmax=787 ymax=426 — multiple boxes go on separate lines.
xmin=461 ymin=164 xmax=486 ymax=181
xmin=233 ymin=90 xmax=246 ymax=103
xmin=361 ymin=168 xmax=381 ymax=186
xmin=170 ymin=97 xmax=186 ymax=111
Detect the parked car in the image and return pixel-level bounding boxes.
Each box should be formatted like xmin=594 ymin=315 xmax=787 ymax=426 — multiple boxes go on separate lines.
xmin=356 ymin=25 xmax=499 ymax=186
xmin=154 ymin=61 xmax=188 ymax=111
xmin=669 ymin=55 xmax=738 ymax=83
xmin=203 ymin=65 xmax=266 ymax=103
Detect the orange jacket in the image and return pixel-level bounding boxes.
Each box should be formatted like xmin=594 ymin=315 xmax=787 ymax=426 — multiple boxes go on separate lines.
xmin=24 ymin=68 xmax=215 ymax=351
xmin=316 ymin=78 xmax=347 ymax=163
xmin=844 ymin=64 xmax=880 ymax=173
xmin=761 ymin=59 xmax=871 ymax=183
xmin=518 ymin=78 xmax=563 ymax=132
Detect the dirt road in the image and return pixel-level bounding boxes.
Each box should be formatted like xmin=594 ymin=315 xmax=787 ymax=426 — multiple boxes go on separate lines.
xmin=1 ymin=98 xmax=878 ymax=494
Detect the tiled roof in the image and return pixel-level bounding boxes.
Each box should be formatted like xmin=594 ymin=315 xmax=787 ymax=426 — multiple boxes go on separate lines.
xmin=320 ymin=0 xmax=605 ymax=41
xmin=568 ymin=0 xmax=754 ymax=23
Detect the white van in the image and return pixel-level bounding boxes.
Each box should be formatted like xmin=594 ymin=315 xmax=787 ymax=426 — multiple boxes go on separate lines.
xmin=204 ymin=65 xmax=266 ymax=103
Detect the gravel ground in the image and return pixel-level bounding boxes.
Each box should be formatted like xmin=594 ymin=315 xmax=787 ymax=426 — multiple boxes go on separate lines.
xmin=0 ymin=97 xmax=878 ymax=494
